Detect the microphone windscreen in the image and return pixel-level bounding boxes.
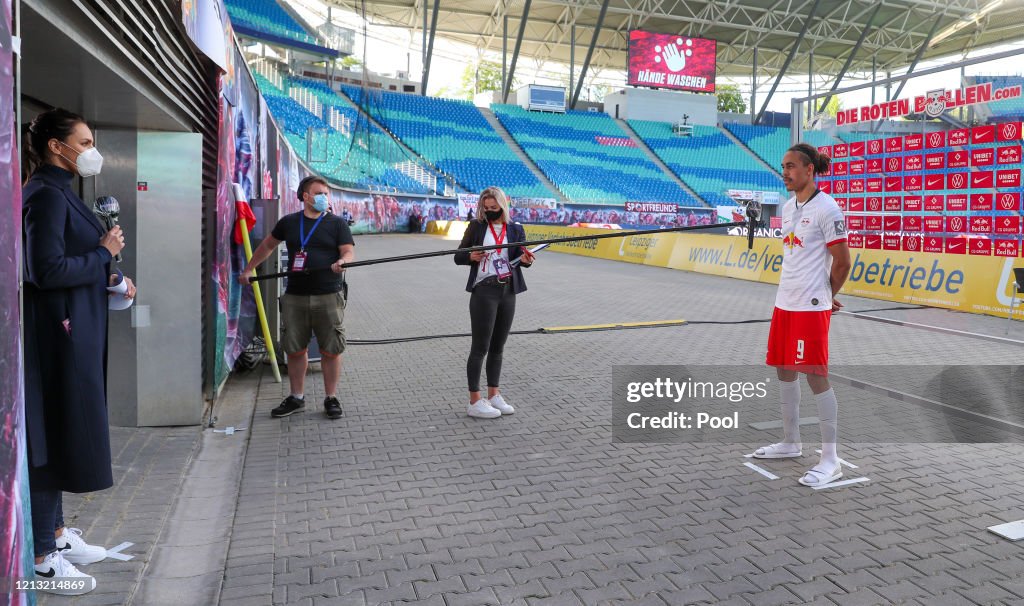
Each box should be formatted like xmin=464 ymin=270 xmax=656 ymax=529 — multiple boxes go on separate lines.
xmin=95 ymin=196 xmax=120 ymax=216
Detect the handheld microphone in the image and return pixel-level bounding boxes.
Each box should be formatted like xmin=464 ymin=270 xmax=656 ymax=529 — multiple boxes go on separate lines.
xmin=93 ymin=196 xmax=122 ymax=262
xmin=745 ymin=200 xmax=762 ymax=250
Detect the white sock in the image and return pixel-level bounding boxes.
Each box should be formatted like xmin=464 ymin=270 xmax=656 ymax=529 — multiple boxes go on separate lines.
xmin=780 ymin=379 xmax=801 ymax=445
xmin=291 ymin=393 xmax=304 ymax=400
xmin=815 ymin=388 xmax=839 ymax=465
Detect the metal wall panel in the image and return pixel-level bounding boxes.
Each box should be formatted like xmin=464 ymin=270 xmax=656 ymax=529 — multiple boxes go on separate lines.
xmin=135 ymin=131 xmax=203 ymax=426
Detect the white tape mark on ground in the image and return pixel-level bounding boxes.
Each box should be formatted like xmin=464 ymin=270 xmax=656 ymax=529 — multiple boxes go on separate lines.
xmin=815 ymin=449 xmax=859 ymax=469
xmin=213 ymin=426 xmax=247 ymax=435
xmin=105 ymin=542 xmax=134 ymax=561
xmin=810 ymin=477 xmax=870 ymax=490
xmin=988 ymin=520 xmax=1024 ymax=541
xmin=744 ymin=462 xmax=779 ymax=480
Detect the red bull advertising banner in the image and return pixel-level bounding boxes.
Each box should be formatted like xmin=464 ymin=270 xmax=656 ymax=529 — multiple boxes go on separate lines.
xmin=511 ymin=226 xmax=1024 ymax=321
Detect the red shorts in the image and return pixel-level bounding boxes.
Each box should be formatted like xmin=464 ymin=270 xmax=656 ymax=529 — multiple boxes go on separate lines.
xmin=766 ymin=307 xmax=831 ymax=376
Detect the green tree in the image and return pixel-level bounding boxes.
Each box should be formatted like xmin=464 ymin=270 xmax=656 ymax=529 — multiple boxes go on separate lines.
xmin=815 ymin=96 xmax=842 ymax=117
xmin=717 ymin=84 xmax=747 ymax=113
xmin=460 ymin=60 xmax=509 ymax=100
xmin=339 ymin=55 xmax=361 ymax=70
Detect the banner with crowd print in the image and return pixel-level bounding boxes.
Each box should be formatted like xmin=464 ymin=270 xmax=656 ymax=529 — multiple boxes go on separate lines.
xmin=337 ymin=191 xmax=459 ymax=234
xmin=0 ymin=0 xmax=33 ymax=599
xmin=210 ymin=42 xmax=262 ymax=392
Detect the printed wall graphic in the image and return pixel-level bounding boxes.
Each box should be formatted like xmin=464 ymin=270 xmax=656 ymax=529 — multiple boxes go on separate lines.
xmin=0 ymin=0 xmax=33 ymax=599
xmin=211 ymin=45 xmax=262 ymax=391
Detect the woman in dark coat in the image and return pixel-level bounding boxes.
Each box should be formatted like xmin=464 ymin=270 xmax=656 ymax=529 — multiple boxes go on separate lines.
xmin=22 ymin=109 xmax=135 ymax=594
xmin=454 ymin=187 xmax=535 ymax=419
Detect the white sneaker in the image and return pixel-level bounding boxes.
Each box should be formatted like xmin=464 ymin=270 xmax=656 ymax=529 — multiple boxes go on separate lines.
xmin=56 ymin=528 xmax=107 ymax=565
xmin=489 ymin=394 xmax=514 ymax=415
xmin=34 ymin=551 xmax=96 ymax=595
xmin=467 ymin=399 xmax=501 ymax=418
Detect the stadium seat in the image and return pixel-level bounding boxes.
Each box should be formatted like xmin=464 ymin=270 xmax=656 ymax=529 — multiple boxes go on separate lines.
xmin=491 ymin=104 xmax=703 ymax=206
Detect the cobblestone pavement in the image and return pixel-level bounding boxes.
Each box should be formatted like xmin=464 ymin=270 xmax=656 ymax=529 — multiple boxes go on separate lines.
xmin=50 ymin=232 xmax=1024 ymax=606
xmin=217 ymin=233 xmax=1024 ymax=606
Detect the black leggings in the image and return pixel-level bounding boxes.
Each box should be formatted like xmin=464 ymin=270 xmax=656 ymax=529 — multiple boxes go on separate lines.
xmin=467 ymin=281 xmax=516 ymax=392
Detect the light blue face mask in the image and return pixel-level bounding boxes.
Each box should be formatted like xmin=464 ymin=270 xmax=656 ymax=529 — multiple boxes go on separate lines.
xmin=312 ymin=193 xmax=329 ymax=212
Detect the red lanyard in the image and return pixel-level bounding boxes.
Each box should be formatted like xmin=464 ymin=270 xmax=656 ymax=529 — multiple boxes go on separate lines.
xmin=488 ymin=223 xmax=506 ymax=248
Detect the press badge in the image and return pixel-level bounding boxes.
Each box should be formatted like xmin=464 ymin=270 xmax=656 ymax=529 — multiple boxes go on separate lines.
xmin=492 ymin=256 xmax=512 ymax=280
xmin=292 ymin=251 xmax=308 ymax=271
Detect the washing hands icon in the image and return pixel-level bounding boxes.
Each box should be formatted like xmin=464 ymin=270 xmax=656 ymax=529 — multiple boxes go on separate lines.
xmin=654 ymin=38 xmax=693 ymax=72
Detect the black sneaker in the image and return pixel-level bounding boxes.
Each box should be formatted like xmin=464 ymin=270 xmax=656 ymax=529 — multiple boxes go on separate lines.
xmin=271 ymin=395 xmax=305 ymax=418
xmin=324 ymin=396 xmax=343 ymax=419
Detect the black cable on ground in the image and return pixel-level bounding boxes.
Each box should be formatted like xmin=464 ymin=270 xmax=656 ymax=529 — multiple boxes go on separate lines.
xmin=346 ymin=306 xmax=925 ymax=345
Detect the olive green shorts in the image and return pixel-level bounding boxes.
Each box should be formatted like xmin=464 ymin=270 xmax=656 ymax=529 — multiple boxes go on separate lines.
xmin=280 ymin=292 xmax=347 ymax=356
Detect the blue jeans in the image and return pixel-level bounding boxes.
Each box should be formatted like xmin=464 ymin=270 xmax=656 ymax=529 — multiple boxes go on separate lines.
xmin=30 ymin=489 xmax=64 ymax=557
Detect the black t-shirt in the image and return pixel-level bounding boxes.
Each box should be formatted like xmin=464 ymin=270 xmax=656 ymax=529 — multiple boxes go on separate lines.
xmin=271 ymin=211 xmax=355 ymax=295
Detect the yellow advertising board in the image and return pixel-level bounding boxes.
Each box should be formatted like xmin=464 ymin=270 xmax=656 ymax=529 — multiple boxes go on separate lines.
xmin=428 ymin=222 xmax=1023 ymax=320
xmin=521 ymin=225 xmax=1024 ymax=321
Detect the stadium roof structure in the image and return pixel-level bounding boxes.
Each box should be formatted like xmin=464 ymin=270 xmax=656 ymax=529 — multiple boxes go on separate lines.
xmin=323 ymin=0 xmax=1024 ymax=107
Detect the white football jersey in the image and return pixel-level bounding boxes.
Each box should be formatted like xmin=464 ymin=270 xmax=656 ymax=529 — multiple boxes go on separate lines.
xmin=775 ymin=190 xmax=847 ymax=312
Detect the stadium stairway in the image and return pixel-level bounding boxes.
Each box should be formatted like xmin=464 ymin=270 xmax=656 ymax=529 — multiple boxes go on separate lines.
xmin=479 ymin=107 xmax=568 ymax=202
xmin=719 ymin=126 xmax=784 ymax=179
xmin=615 ymin=119 xmax=708 ymax=206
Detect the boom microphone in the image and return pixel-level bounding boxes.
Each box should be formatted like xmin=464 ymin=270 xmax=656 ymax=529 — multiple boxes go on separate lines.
xmin=94 ymin=196 xmax=122 ymax=262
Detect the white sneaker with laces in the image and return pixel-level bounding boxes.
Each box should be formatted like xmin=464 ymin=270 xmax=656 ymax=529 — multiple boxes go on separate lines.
xmin=467 ymin=399 xmax=501 ymax=418
xmin=34 ymin=551 xmax=96 ymax=595
xmin=489 ymin=394 xmax=514 ymax=414
xmin=56 ymin=528 xmax=107 ymax=565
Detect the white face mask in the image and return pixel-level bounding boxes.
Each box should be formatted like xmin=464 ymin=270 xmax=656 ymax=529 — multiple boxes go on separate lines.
xmin=59 ymin=141 xmax=104 ymax=177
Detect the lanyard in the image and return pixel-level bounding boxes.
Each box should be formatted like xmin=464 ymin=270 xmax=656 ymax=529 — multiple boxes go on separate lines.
xmin=488 ymin=222 xmax=506 ymax=248
xmin=300 ymin=213 xmax=326 ymax=251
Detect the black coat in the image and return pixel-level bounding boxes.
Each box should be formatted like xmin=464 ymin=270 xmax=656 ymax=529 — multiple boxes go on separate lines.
xmin=454 ymin=220 xmax=531 ymax=294
xmin=22 ymin=164 xmax=117 ymax=493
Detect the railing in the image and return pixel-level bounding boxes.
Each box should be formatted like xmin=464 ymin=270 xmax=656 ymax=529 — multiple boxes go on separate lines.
xmin=395 ymin=160 xmax=438 ymax=194
xmin=288 ymin=87 xmax=322 ymax=119
xmin=250 ymin=58 xmax=283 ymax=90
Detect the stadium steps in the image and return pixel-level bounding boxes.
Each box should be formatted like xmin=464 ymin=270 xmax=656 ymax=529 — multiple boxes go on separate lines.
xmin=615 ymin=118 xmax=708 ymax=206
xmin=479 ymin=107 xmax=568 ymax=202
xmin=719 ymin=126 xmax=783 ymax=179
xmin=335 ymin=86 xmax=466 ymax=195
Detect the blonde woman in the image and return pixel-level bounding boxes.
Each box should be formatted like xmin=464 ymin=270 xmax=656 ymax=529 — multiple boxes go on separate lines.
xmin=454 ymin=187 xmax=536 ymax=418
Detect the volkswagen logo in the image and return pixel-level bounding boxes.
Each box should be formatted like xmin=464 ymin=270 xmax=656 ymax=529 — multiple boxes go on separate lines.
xmin=869 ymin=199 xmax=880 ymax=210
xmin=1003 ymin=123 xmax=1017 ymax=139
xmin=950 ymin=217 xmax=963 ymax=231
xmin=906 ymin=237 xmax=919 ymax=251
xmin=929 ymin=133 xmax=942 ymax=147
xmin=952 ymin=174 xmax=964 ymax=188
xmin=870 ymin=141 xmax=880 ymax=153
xmin=888 ymin=158 xmax=899 ymax=171
xmin=1001 ymin=194 xmax=1016 ymax=209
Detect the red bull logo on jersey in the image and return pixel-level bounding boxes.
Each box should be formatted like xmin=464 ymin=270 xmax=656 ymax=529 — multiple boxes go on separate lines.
xmin=782 ymin=232 xmax=804 ymax=250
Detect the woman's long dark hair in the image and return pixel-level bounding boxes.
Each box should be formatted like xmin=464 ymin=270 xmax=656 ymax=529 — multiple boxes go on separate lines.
xmin=22 ymin=108 xmax=86 ymax=184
